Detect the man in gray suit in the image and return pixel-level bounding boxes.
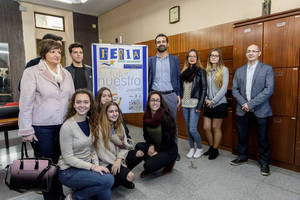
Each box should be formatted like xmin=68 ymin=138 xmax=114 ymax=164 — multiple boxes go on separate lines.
xmin=231 ymin=44 xmax=274 ymax=176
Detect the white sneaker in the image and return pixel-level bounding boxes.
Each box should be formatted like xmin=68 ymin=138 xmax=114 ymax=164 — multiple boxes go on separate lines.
xmin=193 ymin=148 xmax=204 ymax=158
xmin=186 ymin=148 xmax=195 ymax=158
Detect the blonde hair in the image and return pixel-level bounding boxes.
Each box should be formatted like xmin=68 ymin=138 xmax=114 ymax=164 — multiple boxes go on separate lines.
xmin=181 ymin=49 xmax=204 ymax=73
xmin=206 ymin=48 xmax=225 ymax=89
xmin=98 ymin=102 xmax=124 ymax=149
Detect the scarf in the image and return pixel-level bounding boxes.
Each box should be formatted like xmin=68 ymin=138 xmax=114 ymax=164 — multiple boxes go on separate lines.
xmin=44 ymin=60 xmax=62 ymax=83
xmin=143 ymin=108 xmax=164 ymax=128
xmin=180 ymin=65 xmax=198 ymax=82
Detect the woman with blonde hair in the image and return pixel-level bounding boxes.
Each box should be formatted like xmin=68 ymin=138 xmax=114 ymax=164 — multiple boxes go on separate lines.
xmin=96 ymin=101 xmax=135 ymax=189
xmin=203 ymin=48 xmax=229 ymax=160
xmin=180 ymin=49 xmax=207 ymax=159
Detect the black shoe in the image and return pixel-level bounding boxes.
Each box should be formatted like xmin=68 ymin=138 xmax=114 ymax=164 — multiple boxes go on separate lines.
xmin=123 ymin=181 xmax=135 ymax=189
xmin=176 ymin=154 xmax=181 ymax=161
xmin=140 ymin=170 xmax=152 ymax=178
xmin=260 ymin=164 xmax=270 ymax=176
xmin=162 ymin=161 xmax=176 ymax=175
xmin=208 ymin=148 xmax=219 ymax=160
xmin=204 ymin=146 xmax=212 ymax=156
xmin=230 ymin=158 xmax=248 ymax=166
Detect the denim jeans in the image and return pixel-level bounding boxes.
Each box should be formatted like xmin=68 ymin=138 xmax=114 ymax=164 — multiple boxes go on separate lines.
xmin=182 ymin=107 xmax=202 ymax=149
xmin=59 ymin=167 xmax=114 ymax=200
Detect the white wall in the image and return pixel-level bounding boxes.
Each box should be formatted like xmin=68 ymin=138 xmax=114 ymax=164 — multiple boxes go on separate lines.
xmin=98 ymin=0 xmax=300 ymax=44
xmin=21 ymin=2 xmax=74 ymax=64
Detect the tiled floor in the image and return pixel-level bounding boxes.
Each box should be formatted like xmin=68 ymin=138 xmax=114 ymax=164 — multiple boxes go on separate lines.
xmin=1 ymin=125 xmax=300 ymax=200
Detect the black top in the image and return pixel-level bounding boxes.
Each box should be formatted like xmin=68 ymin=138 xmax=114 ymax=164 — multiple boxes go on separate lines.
xmin=73 ymin=66 xmax=87 ymax=90
xmin=25 ymin=57 xmax=42 ymax=69
xmin=77 ymin=120 xmax=90 ymax=137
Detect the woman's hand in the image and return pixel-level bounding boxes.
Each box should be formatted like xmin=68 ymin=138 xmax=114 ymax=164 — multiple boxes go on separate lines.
xmin=111 ymin=159 xmax=122 ymax=175
xmin=205 ymin=99 xmax=213 ymax=107
xmin=22 ymin=134 xmax=38 ymax=142
xmin=148 ymin=145 xmax=158 ymax=157
xmin=91 ymin=164 xmax=110 ymax=175
xmin=136 ymin=150 xmax=144 ymax=157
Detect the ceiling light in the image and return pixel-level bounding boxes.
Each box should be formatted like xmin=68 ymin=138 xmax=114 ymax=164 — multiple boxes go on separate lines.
xmin=53 ymin=0 xmax=88 ymax=4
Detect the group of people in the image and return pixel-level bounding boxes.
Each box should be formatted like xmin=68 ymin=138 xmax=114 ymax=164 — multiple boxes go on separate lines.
xmin=17 ymin=32 xmax=274 ymax=200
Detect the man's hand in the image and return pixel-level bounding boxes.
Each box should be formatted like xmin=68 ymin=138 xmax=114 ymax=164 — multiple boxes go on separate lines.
xmin=177 ymin=96 xmax=181 ymax=110
xmin=242 ymin=103 xmax=250 ymax=112
xmin=136 ymin=150 xmax=144 ymax=157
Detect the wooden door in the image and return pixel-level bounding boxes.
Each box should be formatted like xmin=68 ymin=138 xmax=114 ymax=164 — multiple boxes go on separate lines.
xmin=270 ymin=67 xmax=298 ymax=116
xmin=263 ymin=16 xmax=299 ymax=68
xmin=233 ymin=23 xmax=263 ymax=70
xmin=268 ymin=116 xmax=296 ymax=164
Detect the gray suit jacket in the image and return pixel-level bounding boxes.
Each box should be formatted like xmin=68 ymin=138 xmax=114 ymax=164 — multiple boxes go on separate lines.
xmin=232 ymin=61 xmax=274 ymax=118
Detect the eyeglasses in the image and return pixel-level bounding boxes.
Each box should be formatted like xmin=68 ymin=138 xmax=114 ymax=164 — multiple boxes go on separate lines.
xmin=246 ymin=50 xmax=260 ymax=53
xmin=188 ymin=55 xmax=197 ymax=58
xmin=150 ymin=99 xmax=161 ymax=103
xmin=210 ymin=54 xmax=219 ymax=58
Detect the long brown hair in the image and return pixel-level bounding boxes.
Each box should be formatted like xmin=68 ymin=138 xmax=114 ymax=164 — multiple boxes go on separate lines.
xmin=181 ymin=49 xmax=204 ymax=73
xmin=64 ymin=89 xmax=99 ymax=148
xmin=145 ymin=91 xmax=172 ymax=117
xmin=206 ymin=48 xmax=225 ymax=89
xmin=96 ymin=87 xmax=113 ymax=114
xmin=97 ymin=101 xmax=124 ymax=149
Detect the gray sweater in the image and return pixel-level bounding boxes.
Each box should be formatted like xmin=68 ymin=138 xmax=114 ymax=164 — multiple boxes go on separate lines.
xmin=58 ymin=117 xmax=99 ymax=170
xmin=206 ymin=66 xmax=229 ymax=108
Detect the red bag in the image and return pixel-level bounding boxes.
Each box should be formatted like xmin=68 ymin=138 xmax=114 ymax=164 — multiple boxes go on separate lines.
xmin=5 ymin=142 xmax=58 ymax=192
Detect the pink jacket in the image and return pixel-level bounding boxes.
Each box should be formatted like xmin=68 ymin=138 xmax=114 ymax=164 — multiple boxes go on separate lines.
xmin=18 ymin=61 xmax=75 ymax=136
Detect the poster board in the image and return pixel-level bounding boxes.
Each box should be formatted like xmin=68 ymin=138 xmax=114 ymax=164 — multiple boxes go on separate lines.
xmin=92 ymin=43 xmax=148 ymax=113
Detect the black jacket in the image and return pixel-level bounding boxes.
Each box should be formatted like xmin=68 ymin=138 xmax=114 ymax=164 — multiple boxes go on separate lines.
xmin=65 ymin=63 xmax=93 ymax=91
xmin=180 ymin=68 xmax=207 ymax=111
xmin=143 ymin=112 xmax=178 ymax=156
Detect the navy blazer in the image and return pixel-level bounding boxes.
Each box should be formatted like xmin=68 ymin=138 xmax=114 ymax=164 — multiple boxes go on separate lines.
xmin=148 ymin=54 xmax=181 ymax=96
xmin=232 ymin=61 xmax=274 ymax=118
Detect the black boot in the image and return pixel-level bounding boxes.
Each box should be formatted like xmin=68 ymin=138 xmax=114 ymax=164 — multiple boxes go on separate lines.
xmin=208 ymin=148 xmax=219 ymax=160
xmin=204 ymin=146 xmax=213 ymax=156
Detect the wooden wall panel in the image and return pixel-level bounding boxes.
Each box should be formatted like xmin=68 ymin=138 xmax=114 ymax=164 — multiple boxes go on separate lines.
xmin=0 ymin=0 xmax=25 ymax=102
xmin=296 ymin=97 xmax=300 ymax=166
xmin=233 ymin=23 xmax=263 ymax=70
xmin=263 ymin=16 xmax=299 ymax=68
xmin=73 ymin=13 xmax=98 ymax=67
xmin=270 ymin=67 xmax=298 ymax=116
xmin=269 ymin=116 xmax=296 ymax=164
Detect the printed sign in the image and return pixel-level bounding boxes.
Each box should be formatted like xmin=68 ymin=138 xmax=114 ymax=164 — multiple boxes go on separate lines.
xmin=92 ymin=44 xmax=148 ymax=113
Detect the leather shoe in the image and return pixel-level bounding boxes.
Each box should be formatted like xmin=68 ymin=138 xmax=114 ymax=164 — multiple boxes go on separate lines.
xmin=204 ymin=146 xmax=212 ymax=156
xmin=230 ymin=158 xmax=248 ymax=166
xmin=140 ymin=170 xmax=152 ymax=178
xmin=260 ymin=164 xmax=270 ymax=176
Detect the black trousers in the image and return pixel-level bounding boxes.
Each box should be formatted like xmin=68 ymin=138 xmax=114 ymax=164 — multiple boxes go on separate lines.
xmin=236 ymin=112 xmax=271 ymax=166
xmin=126 ymin=142 xmax=177 ymax=173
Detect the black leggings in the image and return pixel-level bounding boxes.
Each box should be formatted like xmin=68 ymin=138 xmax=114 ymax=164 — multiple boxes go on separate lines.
xmin=106 ymin=164 xmax=131 ymax=187
xmin=126 ymin=142 xmax=177 ymax=173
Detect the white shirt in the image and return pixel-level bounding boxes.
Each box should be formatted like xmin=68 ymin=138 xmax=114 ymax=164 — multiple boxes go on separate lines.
xmin=246 ymin=61 xmax=258 ymax=101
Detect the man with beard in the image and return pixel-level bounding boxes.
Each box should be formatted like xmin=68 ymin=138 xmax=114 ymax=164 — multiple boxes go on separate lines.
xmin=148 ymin=33 xmax=181 ymax=160
xmin=65 ymin=42 xmax=93 ymax=91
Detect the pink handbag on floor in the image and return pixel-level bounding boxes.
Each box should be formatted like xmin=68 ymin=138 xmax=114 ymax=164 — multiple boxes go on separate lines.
xmin=5 ymin=142 xmax=58 ymax=192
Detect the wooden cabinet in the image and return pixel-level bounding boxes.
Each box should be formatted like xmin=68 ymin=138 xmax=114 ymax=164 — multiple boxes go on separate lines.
xmin=268 ymin=116 xmax=296 ymax=164
xmin=270 ymin=67 xmax=298 ymax=116
xmin=233 ymin=23 xmax=263 ymax=69
xmin=263 ymin=16 xmax=299 ymax=68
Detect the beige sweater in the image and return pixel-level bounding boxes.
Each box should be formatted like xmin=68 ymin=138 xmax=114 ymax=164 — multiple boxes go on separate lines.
xmin=58 ymin=117 xmax=99 ymax=170
xmin=96 ymin=126 xmax=129 ymax=165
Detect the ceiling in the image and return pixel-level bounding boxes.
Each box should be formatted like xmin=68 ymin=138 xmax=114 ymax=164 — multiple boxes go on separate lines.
xmin=19 ymin=0 xmax=129 ymax=16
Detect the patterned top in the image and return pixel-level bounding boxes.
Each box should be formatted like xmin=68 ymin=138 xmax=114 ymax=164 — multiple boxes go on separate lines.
xmin=182 ymin=82 xmax=198 ymax=108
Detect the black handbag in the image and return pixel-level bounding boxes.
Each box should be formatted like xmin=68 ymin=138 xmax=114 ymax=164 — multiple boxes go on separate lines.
xmin=5 ymin=142 xmax=59 ymax=192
